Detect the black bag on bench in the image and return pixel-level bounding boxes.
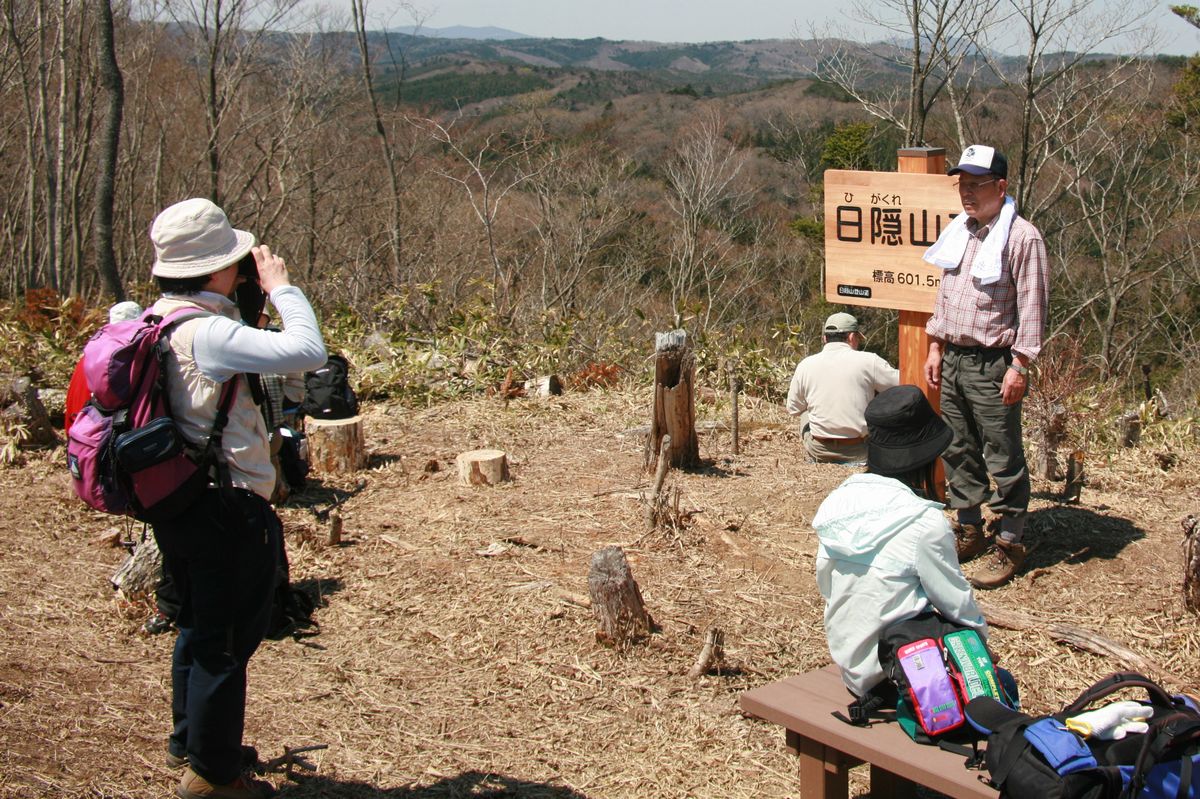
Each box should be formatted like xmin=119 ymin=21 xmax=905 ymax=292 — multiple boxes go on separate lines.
xmin=966 ymin=672 xmax=1200 ymax=799
xmin=837 ymin=611 xmax=1018 ymax=747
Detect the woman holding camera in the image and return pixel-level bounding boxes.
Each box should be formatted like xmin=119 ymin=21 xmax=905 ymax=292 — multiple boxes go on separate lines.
xmin=147 ymin=198 xmax=326 ymax=799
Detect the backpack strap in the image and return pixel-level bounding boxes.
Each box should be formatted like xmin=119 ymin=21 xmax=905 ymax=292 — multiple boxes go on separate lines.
xmin=150 ymin=308 xmax=243 ymax=488
xmin=1063 ymin=672 xmax=1182 ymax=715
xmin=1123 ymin=715 xmax=1200 ymax=799
xmin=833 ymin=681 xmax=896 ymax=727
xmin=199 ymin=376 xmax=241 ymax=489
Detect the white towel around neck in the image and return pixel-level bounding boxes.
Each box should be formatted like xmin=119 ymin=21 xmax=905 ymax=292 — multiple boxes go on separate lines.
xmin=922 ymin=196 xmax=1016 ymax=286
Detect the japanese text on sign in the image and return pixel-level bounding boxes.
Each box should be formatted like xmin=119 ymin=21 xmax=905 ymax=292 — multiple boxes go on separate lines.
xmin=823 ymin=170 xmax=962 ymax=313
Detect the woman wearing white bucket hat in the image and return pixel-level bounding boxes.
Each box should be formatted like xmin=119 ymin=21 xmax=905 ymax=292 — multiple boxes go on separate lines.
xmin=145 ymin=198 xmax=326 ymax=799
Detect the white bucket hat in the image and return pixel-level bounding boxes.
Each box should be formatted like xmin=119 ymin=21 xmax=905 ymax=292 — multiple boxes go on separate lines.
xmin=151 ymin=198 xmax=256 ymax=278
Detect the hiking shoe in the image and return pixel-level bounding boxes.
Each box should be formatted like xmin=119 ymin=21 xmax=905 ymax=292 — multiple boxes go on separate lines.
xmin=953 ymin=522 xmax=989 ymax=563
xmin=969 ymin=540 xmax=1026 ymax=589
xmin=167 ymin=745 xmax=259 ymax=771
xmin=143 ymin=612 xmax=174 ymax=635
xmin=176 ymin=767 xmax=274 ymax=799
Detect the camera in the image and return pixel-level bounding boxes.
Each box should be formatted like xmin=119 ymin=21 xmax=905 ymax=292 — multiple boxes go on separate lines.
xmin=237 ymin=251 xmax=258 ymax=278
xmin=235 ymin=250 xmax=266 ymax=324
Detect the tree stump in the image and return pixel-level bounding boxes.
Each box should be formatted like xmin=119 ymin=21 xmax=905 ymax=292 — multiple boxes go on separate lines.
xmin=523 ymin=375 xmax=563 ymax=397
xmin=456 ymin=449 xmax=510 ymax=486
xmin=307 ymin=415 xmax=366 ymax=474
xmin=111 ymin=535 xmax=163 ymax=603
xmin=1062 ymin=450 xmax=1085 ymax=503
xmin=1118 ymin=411 xmax=1141 ymax=448
xmin=644 ymin=329 xmax=700 ymax=472
xmin=1183 ymin=515 xmax=1200 ymax=614
xmin=687 ymin=627 xmax=726 ymax=678
xmin=1037 ymin=402 xmax=1068 ymax=480
xmin=0 ymin=377 xmax=60 ymax=449
xmin=728 ymin=366 xmax=740 ymax=456
xmin=588 ymin=545 xmax=654 ymax=646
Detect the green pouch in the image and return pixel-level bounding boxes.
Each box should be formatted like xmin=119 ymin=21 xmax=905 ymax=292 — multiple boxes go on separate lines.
xmin=942 ymin=629 xmax=1003 ymax=702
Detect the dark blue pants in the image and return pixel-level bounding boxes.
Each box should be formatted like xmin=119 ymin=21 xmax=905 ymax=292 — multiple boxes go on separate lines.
xmin=153 ymin=488 xmax=279 ymax=785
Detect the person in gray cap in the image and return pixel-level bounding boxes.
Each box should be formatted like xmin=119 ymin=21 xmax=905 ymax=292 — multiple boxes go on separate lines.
xmin=922 ymin=144 xmax=1050 ymax=589
xmin=145 ymin=198 xmax=326 ymax=799
xmin=786 ymin=311 xmax=899 ymax=464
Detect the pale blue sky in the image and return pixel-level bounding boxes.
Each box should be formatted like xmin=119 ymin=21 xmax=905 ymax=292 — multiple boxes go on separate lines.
xmin=376 ymin=0 xmax=1200 ymax=56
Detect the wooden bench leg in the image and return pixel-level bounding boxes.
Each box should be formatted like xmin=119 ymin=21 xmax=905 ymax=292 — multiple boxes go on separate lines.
xmin=869 ymin=764 xmax=917 ymax=799
xmin=788 ymin=729 xmax=850 ymax=799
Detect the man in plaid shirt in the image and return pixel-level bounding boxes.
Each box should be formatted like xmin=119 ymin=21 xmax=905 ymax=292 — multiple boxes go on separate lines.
xmin=923 ymin=145 xmax=1049 ymax=589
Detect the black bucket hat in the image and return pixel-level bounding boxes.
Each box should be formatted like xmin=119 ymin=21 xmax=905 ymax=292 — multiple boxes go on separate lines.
xmin=865 ymin=385 xmax=953 ymax=475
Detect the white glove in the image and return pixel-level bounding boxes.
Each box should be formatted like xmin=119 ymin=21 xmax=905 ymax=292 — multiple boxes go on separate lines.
xmin=1065 ymin=700 xmax=1152 ymax=740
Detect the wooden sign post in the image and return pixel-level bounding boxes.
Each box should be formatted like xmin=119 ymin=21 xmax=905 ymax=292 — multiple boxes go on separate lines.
xmin=896 ymin=147 xmax=947 ymax=393
xmin=823 ymin=147 xmax=955 ymax=492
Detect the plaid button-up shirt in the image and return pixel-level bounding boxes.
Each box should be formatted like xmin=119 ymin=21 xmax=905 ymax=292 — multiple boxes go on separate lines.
xmin=925 ymin=214 xmax=1049 ymax=361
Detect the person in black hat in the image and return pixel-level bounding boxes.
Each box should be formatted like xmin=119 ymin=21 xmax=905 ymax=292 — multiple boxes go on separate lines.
xmin=813 ymin=385 xmax=987 ymax=696
xmin=921 ymin=143 xmax=1050 ymax=589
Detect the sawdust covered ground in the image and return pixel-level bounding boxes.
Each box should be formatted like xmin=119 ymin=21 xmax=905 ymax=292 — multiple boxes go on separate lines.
xmin=1 ymin=387 xmax=1198 ymax=798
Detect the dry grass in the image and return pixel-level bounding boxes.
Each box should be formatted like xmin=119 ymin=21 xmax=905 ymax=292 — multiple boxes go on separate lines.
xmin=1 ymin=386 xmax=1198 ymax=798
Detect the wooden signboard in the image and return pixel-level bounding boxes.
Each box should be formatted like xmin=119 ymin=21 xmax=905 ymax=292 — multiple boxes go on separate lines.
xmin=824 ymin=170 xmax=961 ymax=313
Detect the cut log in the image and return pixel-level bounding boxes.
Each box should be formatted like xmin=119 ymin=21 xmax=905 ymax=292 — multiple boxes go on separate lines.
xmin=644 ymin=329 xmax=700 ymax=472
xmin=979 ymin=601 xmax=1173 ymax=681
xmin=523 ymin=375 xmax=563 ymax=397
xmin=111 ymin=535 xmax=163 ymax=603
xmin=307 ymin=415 xmax=366 ymax=474
xmin=588 ymin=545 xmax=654 ymax=645
xmin=456 ymin=448 xmax=510 ymax=486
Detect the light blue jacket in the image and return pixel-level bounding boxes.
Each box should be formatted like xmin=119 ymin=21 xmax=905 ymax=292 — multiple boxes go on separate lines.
xmin=814 ymin=473 xmax=987 ymax=696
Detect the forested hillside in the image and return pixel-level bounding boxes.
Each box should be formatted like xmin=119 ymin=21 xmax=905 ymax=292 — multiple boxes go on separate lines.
xmin=3 ymin=0 xmax=1199 ymax=430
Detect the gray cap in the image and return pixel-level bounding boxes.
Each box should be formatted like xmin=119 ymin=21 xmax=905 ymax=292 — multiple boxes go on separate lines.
xmin=824 ymin=312 xmax=859 ymax=333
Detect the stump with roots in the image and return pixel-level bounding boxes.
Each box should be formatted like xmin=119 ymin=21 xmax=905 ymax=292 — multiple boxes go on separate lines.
xmin=587 ymin=545 xmax=654 ymax=646
xmin=307 ymin=415 xmax=366 ymax=474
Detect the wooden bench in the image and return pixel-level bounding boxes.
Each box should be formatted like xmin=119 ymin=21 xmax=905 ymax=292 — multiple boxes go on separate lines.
xmin=740 ymin=664 xmax=997 ymax=799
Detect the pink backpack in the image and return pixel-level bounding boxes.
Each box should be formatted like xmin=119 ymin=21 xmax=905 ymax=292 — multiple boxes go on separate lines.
xmin=66 ymin=308 xmax=239 ymax=522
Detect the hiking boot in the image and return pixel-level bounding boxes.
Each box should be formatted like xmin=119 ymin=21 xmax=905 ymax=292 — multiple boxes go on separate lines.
xmin=969 ymin=540 xmax=1027 ymax=589
xmin=166 ymin=745 xmax=259 ymax=771
xmin=143 ymin=612 xmax=174 ymax=635
xmin=953 ymin=522 xmax=989 ymax=563
xmin=176 ymin=767 xmax=274 ymax=799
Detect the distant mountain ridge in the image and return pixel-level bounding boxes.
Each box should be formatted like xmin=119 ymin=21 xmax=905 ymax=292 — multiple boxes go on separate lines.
xmin=399 ymin=25 xmax=533 ymax=41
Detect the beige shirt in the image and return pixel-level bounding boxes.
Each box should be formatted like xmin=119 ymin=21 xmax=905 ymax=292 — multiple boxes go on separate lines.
xmin=151 ymin=296 xmax=275 ymax=500
xmin=786 ymin=342 xmax=899 ymax=439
